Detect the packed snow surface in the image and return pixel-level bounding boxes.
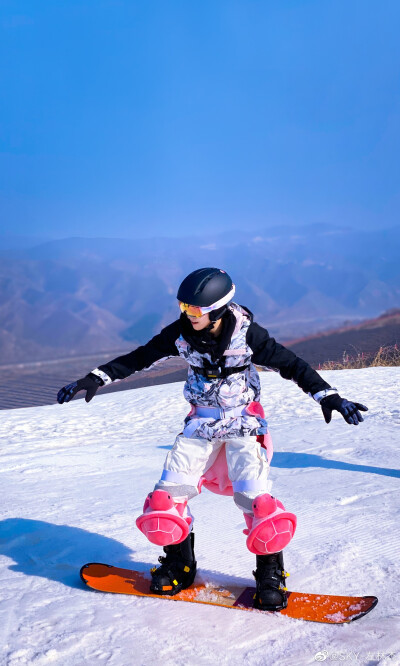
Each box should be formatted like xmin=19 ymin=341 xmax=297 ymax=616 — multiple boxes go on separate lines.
xmin=1 ymin=367 xmax=399 ymax=666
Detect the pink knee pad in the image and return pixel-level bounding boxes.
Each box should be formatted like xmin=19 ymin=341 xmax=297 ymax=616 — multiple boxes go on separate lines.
xmin=136 ymin=489 xmax=192 ymax=546
xmin=243 ymin=493 xmax=297 ymax=555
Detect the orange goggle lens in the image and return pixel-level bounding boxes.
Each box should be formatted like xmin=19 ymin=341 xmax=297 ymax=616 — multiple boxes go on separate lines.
xmin=179 ymin=302 xmax=208 ymax=318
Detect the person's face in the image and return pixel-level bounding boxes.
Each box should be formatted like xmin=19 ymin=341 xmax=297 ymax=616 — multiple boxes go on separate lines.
xmin=187 ymin=312 xmax=211 ymax=331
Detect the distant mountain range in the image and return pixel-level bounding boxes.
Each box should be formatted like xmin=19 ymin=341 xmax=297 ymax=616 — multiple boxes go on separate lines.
xmin=288 ymin=308 xmax=400 ymax=367
xmin=2 ymin=309 xmax=398 ymax=411
xmin=1 ymin=224 xmax=399 ymax=364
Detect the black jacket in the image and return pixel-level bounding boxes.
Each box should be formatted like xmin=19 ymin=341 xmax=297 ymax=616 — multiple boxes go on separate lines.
xmin=97 ymin=310 xmax=331 ymax=398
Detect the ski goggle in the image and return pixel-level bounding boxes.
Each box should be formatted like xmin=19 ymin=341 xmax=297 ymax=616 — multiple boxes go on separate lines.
xmin=179 ymin=302 xmax=212 ymax=317
xmin=178 ymin=285 xmax=236 ymax=318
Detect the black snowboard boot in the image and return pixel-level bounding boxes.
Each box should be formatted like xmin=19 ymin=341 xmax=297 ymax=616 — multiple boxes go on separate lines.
xmin=253 ymin=551 xmax=289 ymax=611
xmin=150 ymin=532 xmax=197 ymax=595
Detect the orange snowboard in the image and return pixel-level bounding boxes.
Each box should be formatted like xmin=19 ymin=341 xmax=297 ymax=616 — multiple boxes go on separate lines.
xmin=80 ymin=563 xmax=377 ymax=624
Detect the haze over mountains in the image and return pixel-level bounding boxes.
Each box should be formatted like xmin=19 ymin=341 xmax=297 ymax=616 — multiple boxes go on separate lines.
xmin=1 ymin=224 xmax=399 ymax=364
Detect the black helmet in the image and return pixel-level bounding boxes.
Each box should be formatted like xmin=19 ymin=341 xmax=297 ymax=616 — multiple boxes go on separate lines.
xmin=177 ymin=268 xmax=235 ymax=321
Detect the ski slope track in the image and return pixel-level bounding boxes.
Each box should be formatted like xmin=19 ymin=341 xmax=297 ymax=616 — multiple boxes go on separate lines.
xmin=0 ymin=367 xmax=399 ymax=666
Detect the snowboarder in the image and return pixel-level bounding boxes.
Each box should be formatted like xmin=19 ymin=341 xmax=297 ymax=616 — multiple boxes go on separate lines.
xmin=57 ymin=267 xmax=368 ymax=611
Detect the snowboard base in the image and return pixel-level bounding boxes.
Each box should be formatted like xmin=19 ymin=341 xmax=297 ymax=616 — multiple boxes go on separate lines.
xmin=80 ymin=563 xmax=377 ymax=624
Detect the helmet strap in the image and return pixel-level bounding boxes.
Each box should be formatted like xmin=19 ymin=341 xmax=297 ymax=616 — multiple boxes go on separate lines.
xmin=209 ymin=304 xmax=229 ymax=322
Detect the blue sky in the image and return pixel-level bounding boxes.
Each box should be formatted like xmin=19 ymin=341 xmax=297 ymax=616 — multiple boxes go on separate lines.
xmin=1 ymin=0 xmax=399 ymax=240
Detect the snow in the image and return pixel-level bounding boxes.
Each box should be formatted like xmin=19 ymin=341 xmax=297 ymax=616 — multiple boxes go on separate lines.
xmin=1 ymin=366 xmax=399 ymax=666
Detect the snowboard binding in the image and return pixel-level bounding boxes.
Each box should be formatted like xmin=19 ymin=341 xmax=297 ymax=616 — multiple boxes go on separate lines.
xmin=253 ymin=551 xmax=289 ymax=611
xmin=150 ymin=532 xmax=197 ymax=595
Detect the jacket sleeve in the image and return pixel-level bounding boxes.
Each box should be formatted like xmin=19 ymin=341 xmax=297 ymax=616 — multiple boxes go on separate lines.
xmin=92 ymin=320 xmax=181 ymax=383
xmin=246 ymin=322 xmax=333 ymax=398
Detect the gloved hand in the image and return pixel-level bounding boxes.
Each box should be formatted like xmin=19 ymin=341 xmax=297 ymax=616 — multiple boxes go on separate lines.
xmin=320 ymin=394 xmax=368 ymax=425
xmin=57 ymin=373 xmax=104 ymax=404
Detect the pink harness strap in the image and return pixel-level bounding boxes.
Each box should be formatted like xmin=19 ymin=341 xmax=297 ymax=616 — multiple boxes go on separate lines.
xmin=197 ymin=401 xmax=273 ymax=497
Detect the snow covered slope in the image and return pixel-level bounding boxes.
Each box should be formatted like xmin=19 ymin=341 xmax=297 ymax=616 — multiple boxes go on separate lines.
xmin=1 ymin=367 xmax=399 ymax=666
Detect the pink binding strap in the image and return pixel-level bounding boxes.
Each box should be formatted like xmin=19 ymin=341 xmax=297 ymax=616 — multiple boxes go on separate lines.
xmin=136 ymin=490 xmax=192 ymax=546
xmin=244 ymin=494 xmax=297 ymax=554
xmin=246 ymin=402 xmax=273 ymax=464
xmin=197 ymin=401 xmax=273 ymax=496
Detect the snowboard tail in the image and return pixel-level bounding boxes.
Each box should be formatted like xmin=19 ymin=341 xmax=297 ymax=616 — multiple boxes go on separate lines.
xmin=80 ymin=563 xmax=377 ymax=624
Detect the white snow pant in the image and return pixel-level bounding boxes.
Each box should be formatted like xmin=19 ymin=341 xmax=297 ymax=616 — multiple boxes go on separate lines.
xmin=154 ymin=434 xmax=272 ymax=515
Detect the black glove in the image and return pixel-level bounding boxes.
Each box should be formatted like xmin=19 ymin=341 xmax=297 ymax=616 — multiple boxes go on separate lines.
xmin=320 ymin=394 xmax=368 ymax=425
xmin=57 ymin=373 xmax=104 ymax=404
